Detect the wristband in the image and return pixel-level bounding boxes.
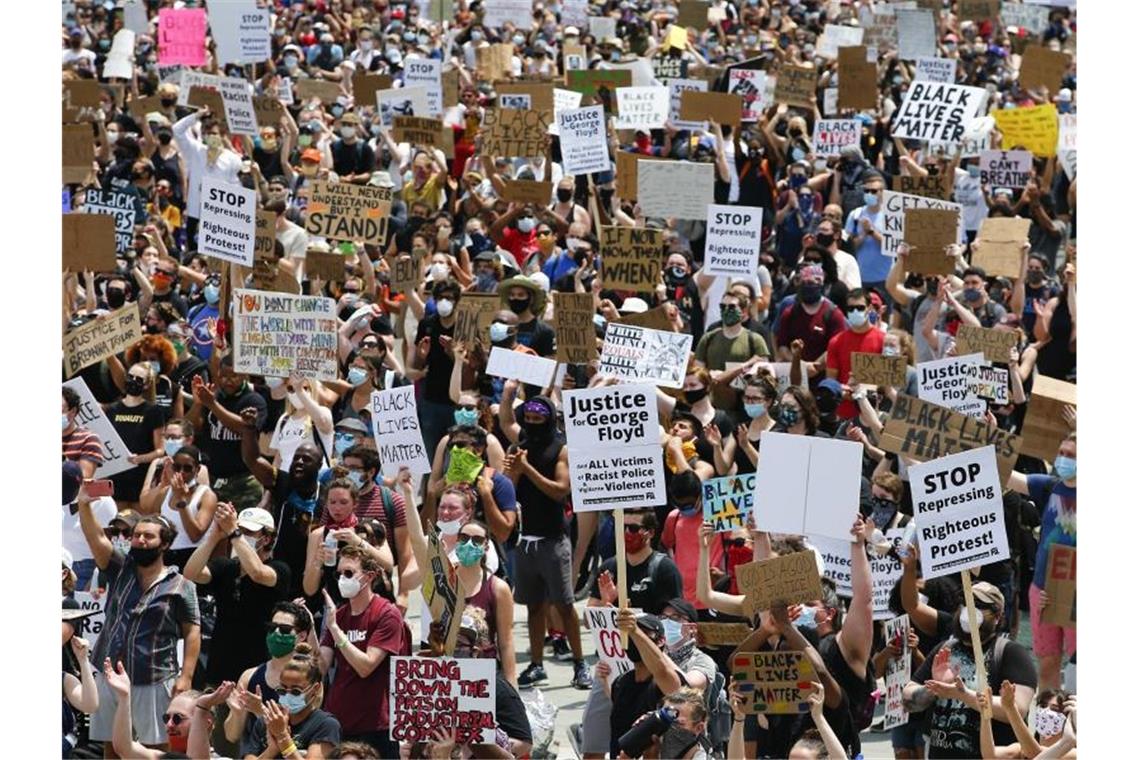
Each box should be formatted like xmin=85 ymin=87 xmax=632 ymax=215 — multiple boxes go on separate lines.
xmin=279 ymin=741 xmax=298 ymax=757
xmin=335 ymin=637 xmax=350 ymax=649
xmin=228 ymin=529 xmax=241 ymax=541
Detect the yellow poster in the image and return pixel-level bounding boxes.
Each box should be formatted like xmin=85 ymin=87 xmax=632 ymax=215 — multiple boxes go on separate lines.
xmin=992 ymin=103 xmax=1058 ymax=158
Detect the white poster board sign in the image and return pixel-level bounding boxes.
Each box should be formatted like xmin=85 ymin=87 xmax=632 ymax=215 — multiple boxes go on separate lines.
xmin=599 ymin=323 xmax=693 ymax=389
xmin=812 ymin=119 xmax=861 ymax=157
xmin=233 ymin=289 xmax=338 ymax=379
xmin=208 ymin=1 xmax=271 ymax=65
xmin=979 ymin=150 xmax=1032 ymax=189
xmin=70 ymin=591 xmax=107 ymax=653
xmin=637 ymin=160 xmax=714 ymax=220
xmin=199 ymin=178 xmax=256 ymax=266
xmin=377 ymin=86 xmax=432 ymax=126
xmin=486 ymin=347 xmax=557 ymax=388
xmin=754 ymin=434 xmax=862 ymax=542
xmin=883 ymin=614 xmax=911 ymax=730
xmin=404 ymin=58 xmax=444 ymax=116
xmin=558 ymin=105 xmax=610 ymax=176
xmin=819 ymin=24 xmax=865 ymax=59
xmin=914 ymin=57 xmax=957 ymax=84
xmin=917 ymin=353 xmax=986 ymax=418
xmin=892 ymin=82 xmax=987 ymax=144
xmin=614 ymin=86 xmax=670 ymax=131
xmin=218 ymin=75 xmax=258 ymax=136
xmin=584 ymin=607 xmax=634 ymax=686
xmin=896 ymin=9 xmax=937 ymax=60
xmin=389 ymin=657 xmax=496 ymax=745
xmin=370 ymin=387 xmax=432 ymax=477
xmin=62 ymin=378 xmax=133 ymax=477
xmin=704 ymin=204 xmax=763 ymax=277
xmin=881 ymin=190 xmax=964 ymax=257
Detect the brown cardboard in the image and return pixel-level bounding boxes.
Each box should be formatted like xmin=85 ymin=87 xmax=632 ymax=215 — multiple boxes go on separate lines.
xmin=880 ymin=393 xmax=1022 ymax=485
xmin=553 ymin=292 xmax=598 ymax=364
xmin=903 ymin=207 xmax=959 ymax=275
xmin=126 ymin=95 xmax=165 ymax=121
xmin=973 ymin=216 xmax=1031 ymax=279
xmin=306 ymin=251 xmax=347 ymax=283
xmin=304 ymin=181 xmax=392 ymax=246
xmin=62 ymin=124 xmax=94 ymax=185
xmin=352 ymin=73 xmax=393 ymax=109
xmin=62 ymin=214 xmax=117 ymax=272
xmin=957 ymin=0 xmax=1000 ymax=21
xmin=442 ymin=67 xmax=460 ymax=107
xmin=616 ymin=304 xmax=675 ymax=332
xmin=188 ymin=86 xmax=229 ymax=130
xmin=253 ymin=95 xmax=285 ymax=128
xmin=954 ymin=325 xmax=1019 ymax=364
xmin=481 ymin=108 xmax=548 ymax=158
xmin=494 ymin=81 xmax=555 ymax=125
xmin=1019 ymin=46 xmax=1070 ymax=96
xmin=1020 ymin=375 xmax=1076 ymax=461
xmin=63 ymin=304 xmax=142 ymax=377
xmin=502 ymin=180 xmax=554 ymax=205
xmin=1042 ymin=544 xmax=1076 ymax=628
xmin=850 ymin=352 xmax=907 ymax=388
xmin=731 ymin=651 xmax=818 ymax=714
xmin=736 ymin=551 xmax=824 ymax=617
xmin=251 ymin=210 xmax=280 ymax=291
xmin=838 ymin=46 xmax=878 ymax=111
xmin=678 ymin=0 xmax=709 ymax=29
xmin=601 ymin=226 xmax=665 ymax=291
xmin=392 ymin=116 xmax=447 ymax=148
xmin=388 ymin=251 xmax=425 ymax=295
xmin=293 ymin=78 xmax=343 ymax=104
xmin=453 ymin=292 xmax=501 ymax=348
xmin=679 ymin=90 xmax=743 ymax=127
xmin=774 ymin=63 xmax=818 ymax=109
xmin=694 ymin=622 xmax=753 ymax=647
xmin=476 ymin=44 xmax=515 ymax=82
xmin=616 ymin=151 xmax=666 ymax=201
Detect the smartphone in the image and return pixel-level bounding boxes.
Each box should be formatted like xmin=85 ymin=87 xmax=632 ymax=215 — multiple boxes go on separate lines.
xmin=86 ymin=480 xmax=115 ymax=498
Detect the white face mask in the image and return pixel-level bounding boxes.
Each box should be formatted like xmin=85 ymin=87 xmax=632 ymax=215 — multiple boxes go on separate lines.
xmin=437 ymin=518 xmax=462 ymax=536
xmin=242 ymin=534 xmax=260 ymax=551
xmin=340 ymin=126 xmax=356 ymax=139
xmin=359 ymin=39 xmax=373 ymax=51
xmin=430 ymin=262 xmax=450 ymax=280
xmin=436 ymin=298 xmax=454 ymax=317
xmin=338 ymin=575 xmax=363 ymax=598
xmin=959 ymin=608 xmax=973 ymax=631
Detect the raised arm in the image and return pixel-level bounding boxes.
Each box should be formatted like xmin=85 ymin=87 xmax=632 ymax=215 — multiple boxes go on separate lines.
xmin=696 ymin=522 xmax=747 ymax=616
xmin=77 ymin=487 xmax=114 ymax=570
xmin=838 ymin=516 xmax=874 ymax=671
xmin=238 ymin=407 xmax=277 ymax=488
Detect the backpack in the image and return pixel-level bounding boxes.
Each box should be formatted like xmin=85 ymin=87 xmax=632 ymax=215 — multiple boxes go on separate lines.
xmin=703 ymin=669 xmax=734 ymax=754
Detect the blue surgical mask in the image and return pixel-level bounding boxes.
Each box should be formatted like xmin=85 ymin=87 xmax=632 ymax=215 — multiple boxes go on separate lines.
xmin=489 ymin=322 xmax=511 ymax=343
xmin=277 ymin=691 xmax=309 ymax=715
xmin=794 ymin=606 xmax=818 ymax=630
xmin=962 ymin=287 xmax=983 ymax=303
xmin=347 ymin=367 xmax=369 ymax=387
xmin=1053 ymin=455 xmax=1076 ymax=481
xmin=791 ymin=147 xmax=806 ymax=162
xmin=454 ymin=408 xmax=479 ymax=426
xmin=164 ymin=439 xmax=184 ymax=457
xmin=743 ymin=403 xmax=767 ymax=419
xmin=882 ymin=345 xmax=899 ymax=357
xmin=517 ymin=217 xmax=536 ymax=233
xmin=662 ymin=618 xmax=684 ymax=647
xmin=512 ymin=34 xmax=525 ymax=46
xmin=204 ymin=284 xmax=220 ymax=304
xmin=347 ymin=469 xmax=367 ymax=489
xmin=677 ymin=502 xmax=699 ymax=517
xmin=62 ymin=413 xmax=71 ymax=430
xmin=470 ymin=30 xmax=484 ymax=42
xmin=863 ymin=191 xmax=880 ymax=207
xmin=846 ymin=310 xmax=868 ymax=329
xmin=334 ymin=432 xmax=355 ymax=456
xmin=456 ymin=539 xmax=486 ymax=567
xmin=284 ymin=55 xmax=299 ymax=68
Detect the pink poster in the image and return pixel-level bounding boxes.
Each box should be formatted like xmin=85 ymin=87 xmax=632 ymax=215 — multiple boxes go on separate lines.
xmin=158 ymin=8 xmax=207 ymax=66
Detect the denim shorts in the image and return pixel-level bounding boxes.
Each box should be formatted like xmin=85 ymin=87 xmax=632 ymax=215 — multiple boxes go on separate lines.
xmin=891 ymin=719 xmax=927 ymax=750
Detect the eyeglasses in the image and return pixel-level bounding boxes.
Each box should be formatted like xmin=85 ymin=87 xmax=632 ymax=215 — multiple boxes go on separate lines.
xmin=266 ymin=622 xmax=295 ymax=635
xmin=457 ymin=534 xmax=488 ymax=547
xmin=162 ymin=713 xmax=188 ymax=725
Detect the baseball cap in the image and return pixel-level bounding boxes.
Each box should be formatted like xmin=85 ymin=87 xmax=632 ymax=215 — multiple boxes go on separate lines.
xmin=972 ymin=581 xmax=1005 ymax=612
xmin=817 ymin=378 xmax=843 ymax=397
xmin=335 ymin=417 xmax=369 ymax=434
xmin=238 ymin=507 xmax=276 ymax=533
xmin=301 ymin=148 xmax=322 ymax=163
xmin=635 ymin=613 xmax=665 ymax=640
xmin=664 ymin=598 xmax=698 ymax=623
xmin=369 ymin=171 xmax=395 ymax=188
xmin=619 ymin=296 xmax=649 ymax=314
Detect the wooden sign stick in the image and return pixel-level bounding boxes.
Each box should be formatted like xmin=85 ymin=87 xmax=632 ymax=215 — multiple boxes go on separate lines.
xmin=615 ymin=506 xmax=629 ymax=648
xmin=960 ymin=569 xmax=989 ymax=706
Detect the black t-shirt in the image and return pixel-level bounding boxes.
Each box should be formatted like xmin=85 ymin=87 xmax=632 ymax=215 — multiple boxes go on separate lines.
xmin=763 ymin=687 xmax=855 ymax=759
xmin=591 ymin=551 xmax=683 ymax=615
xmin=414 ymin=313 xmax=455 ymax=403
xmin=252 ymin=145 xmax=285 ymax=179
xmin=268 ymin=470 xmax=320 ymax=595
xmin=200 ymin=386 xmax=266 ymax=478
xmin=330 ymin=139 xmax=375 ymax=178
xmin=240 ymin=708 xmax=341 ymax=758
xmin=514 ymin=435 xmax=567 ymax=538
xmin=912 ymin=636 xmax=1038 ymax=759
xmin=515 ymin=319 xmax=556 ymax=357
xmin=818 ymin=633 xmax=872 ymax=753
xmin=495 ymin=673 xmax=534 ymax=743
xmin=203 ymin=556 xmax=292 ymax=683
xmin=106 ymin=400 xmax=164 ymax=459
xmin=610 ymin=669 xmax=673 ymax=758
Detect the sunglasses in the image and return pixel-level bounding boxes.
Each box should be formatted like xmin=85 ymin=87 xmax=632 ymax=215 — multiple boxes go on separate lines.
xmin=265 ymin=622 xmax=295 ymax=635
xmin=623 ymin=525 xmax=645 ymax=533
xmin=278 ymin=685 xmax=311 ymax=697
xmin=337 ymin=569 xmax=360 ymax=578
xmin=728 ymin=537 xmax=749 ymax=548
xmin=457 ymin=404 xmax=478 ymax=411
xmin=105 ymin=527 xmax=133 ymax=539
xmin=847 ymin=305 xmax=867 ymax=312
xmin=360 ymin=341 xmax=380 ymax=349
xmin=536 ymin=230 xmax=553 ymax=237
xmin=457 ymin=534 xmax=488 ymax=547
xmin=162 ymin=713 xmax=188 ymax=725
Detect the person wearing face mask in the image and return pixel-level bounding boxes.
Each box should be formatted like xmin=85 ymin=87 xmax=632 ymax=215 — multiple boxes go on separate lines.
xmin=408 ymin=278 xmax=461 ymax=456
xmin=956 ymin=265 xmax=1006 ymax=328
xmin=811 ymin=217 xmax=861 ymax=290
xmin=1017 ymin=253 xmax=1060 ymax=336
xmin=844 ymin=170 xmax=892 ymax=292
xmin=661 ymin=251 xmax=705 ymax=339
xmin=76 ymin=497 xmax=201 ymax=752
xmin=188 ymin=273 xmax=222 ymax=360
xmin=490 ymin=202 xmax=569 ymax=268
xmin=140 ymin=420 xmax=211 ymax=503
xmin=305 ymin=478 xmax=396 ymax=604
xmin=172 ymin=110 xmax=242 ymax=248
xmin=694 ymin=291 xmax=771 ymax=414
xmin=425 ymin=427 xmax=516 ymax=546
xmin=182 ymin=503 xmax=291 ymax=687
xmin=318 ymin=547 xmax=411 ymax=758
xmin=101 ymin=362 xmax=165 ymax=513
xmin=824 ymin=289 xmax=885 ymax=421
xmin=903 ymin=582 xmax=1037 ymax=760
xmin=662 ymin=473 xmax=727 ymax=609
xmin=330 ymin=113 xmax=376 ymax=184
xmin=136 ymin=445 xmax=218 ymax=571
xmin=775 ymin=264 xmax=846 ymax=373
xmin=103 ymin=663 xmax=209 ymax=759
xmin=549 ymin=176 xmax=591 ymax=229
xmin=308 ymin=31 xmax=345 ymax=70
xmin=496 ymin=276 xmax=555 ymax=356
xmin=165 ymin=322 xmax=209 ymax=406
xmin=241 ymin=645 xmax=342 ymax=758
xmin=399 ymin=150 xmax=448 ymax=211
xmin=266 ymin=375 xmax=335 ymax=471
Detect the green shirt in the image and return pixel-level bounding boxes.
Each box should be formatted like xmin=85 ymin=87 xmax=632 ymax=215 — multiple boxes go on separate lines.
xmin=694 ymin=328 xmax=770 ymax=410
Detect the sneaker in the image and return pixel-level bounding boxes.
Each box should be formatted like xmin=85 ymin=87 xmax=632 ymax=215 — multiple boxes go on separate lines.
xmin=571 ymin=661 xmax=594 ymax=690
xmin=552 ymin=636 xmax=573 ymax=662
xmin=518 ymin=663 xmax=549 ymax=689
xmin=567 ymin=723 xmax=583 ymax=758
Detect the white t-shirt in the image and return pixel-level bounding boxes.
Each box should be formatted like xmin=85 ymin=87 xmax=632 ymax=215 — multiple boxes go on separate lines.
xmin=271 ymin=412 xmax=334 ymax=469
xmin=834 ymin=250 xmax=862 ymax=290
xmin=278 ymin=219 xmax=309 ymax=261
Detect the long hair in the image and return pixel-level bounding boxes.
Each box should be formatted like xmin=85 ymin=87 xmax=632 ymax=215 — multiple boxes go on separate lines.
xmin=126 ymin=334 xmax=178 ymax=376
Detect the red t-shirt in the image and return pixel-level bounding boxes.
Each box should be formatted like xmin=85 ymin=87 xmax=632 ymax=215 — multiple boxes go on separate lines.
xmin=663 ymin=509 xmax=725 ymax=610
xmin=826 ymin=327 xmax=885 ymax=419
xmin=321 ymin=594 xmax=408 ymax=734
xmin=497 ymin=226 xmax=538 ymax=268
xmin=776 ymin=300 xmax=847 ymax=361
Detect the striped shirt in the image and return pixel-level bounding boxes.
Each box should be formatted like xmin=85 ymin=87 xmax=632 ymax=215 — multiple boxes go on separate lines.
xmin=90 ymin=550 xmax=200 ymax=685
xmin=62 ymin=427 xmax=104 ymax=466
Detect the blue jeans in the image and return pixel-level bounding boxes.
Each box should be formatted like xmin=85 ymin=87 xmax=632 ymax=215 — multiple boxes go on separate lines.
xmin=418 ymin=397 xmax=457 ymax=463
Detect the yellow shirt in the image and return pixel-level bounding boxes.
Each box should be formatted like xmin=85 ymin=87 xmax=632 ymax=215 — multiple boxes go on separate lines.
xmin=399 ymin=173 xmax=444 ymax=210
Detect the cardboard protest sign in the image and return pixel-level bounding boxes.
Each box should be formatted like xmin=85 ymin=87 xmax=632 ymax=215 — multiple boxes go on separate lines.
xmin=370 ymin=386 xmax=432 ymax=476
xmin=735 ymin=551 xmax=825 ymax=617
xmin=199 ymin=178 xmax=257 ymax=266
xmin=1001 ymin=2 xmax=1050 ymax=34
xmin=600 ymin=226 xmax=664 ymax=290
xmin=250 ymin=210 xmax=279 ymax=288
xmin=599 ymin=323 xmax=692 ymax=388
xmin=992 ymin=104 xmax=1058 ymax=157
xmin=390 ymin=657 xmax=495 ymax=745
xmin=731 ymin=651 xmax=817 ymax=714
xmin=892 ymin=173 xmax=953 ymax=200
xmin=702 ymin=474 xmax=756 ymax=533
xmin=774 ymin=63 xmax=817 ymax=109
xmin=918 ymin=353 xmax=986 ymax=418
xmin=453 ymin=292 xmax=500 ymax=349
xmin=553 ymin=292 xmax=598 ymax=364
xmin=294 ymin=78 xmax=342 ymax=104
xmin=557 ymin=105 xmax=609 ymax=176
xmin=178 ymin=70 xmax=220 ymax=106
xmin=812 ymin=119 xmax=861 ymax=157
xmin=979 ymin=150 xmax=1032 ymax=188
xmin=1020 ymin=375 xmax=1076 ymax=461
xmin=616 ymin=304 xmax=675 ymax=332
xmin=486 ymin=347 xmax=557 ymax=389
xmin=391 ymin=116 xmax=447 ymax=149
xmin=896 ymin=9 xmax=936 ymax=59
xmin=188 ymin=86 xmax=228 ymax=130
xmin=232 ymin=289 xmax=337 ymax=379
xmin=676 ymin=0 xmax=709 ymax=28
xmin=754 ymin=433 xmax=862 ymax=542
xmin=404 ymin=58 xmax=443 ymax=116
xmin=481 ymin=108 xmax=547 ymax=158
xmin=637 ymin=160 xmax=714 ymax=220
xmin=696 ymin=623 xmax=753 ymax=647
xmin=1042 ymin=544 xmax=1076 ymax=627
xmin=614 ymin=86 xmax=670 ymax=131
xmin=851 ymin=352 xmax=907 ymax=388
xmin=882 ymin=614 xmax=911 ymax=730
xmin=475 ymin=44 xmax=514 ymax=82
xmin=891 ymin=83 xmax=987 ymax=144
xmin=881 ymin=190 xmax=962 ymax=258
xmin=973 ymin=216 xmax=1031 ymax=278
xmin=496 ymin=81 xmax=555 ymax=122
xmin=727 ymin=69 xmax=767 ymax=122
xmin=911 ymin=446 xmax=1010 ymax=579
xmin=968 ymin=365 xmax=1010 ymax=405
xmin=305 ymin=251 xmax=347 ymax=284
xmin=63 ymin=378 xmax=133 ymax=477
xmin=864 ymin=13 xmax=898 ymax=59
xmin=83 ymin=187 xmax=141 ymax=254
xmin=838 ymin=46 xmax=878 ymax=111
xmin=954 ymin=325 xmax=1018 ymax=364
xmin=669 ymin=79 xmax=708 ymax=131
xmin=903 ymin=207 xmax=960 ymax=275
xmin=253 ymin=95 xmax=285 ymax=128
xmin=388 ymin=251 xmax=424 ymax=295
xmin=959 ymin=0 xmax=1000 ymax=20
xmin=62 ymin=124 xmax=94 ymax=184
xmin=158 ymin=8 xmax=207 ymax=66
xmin=502 ymin=180 xmax=553 ymax=205
xmin=422 ymin=531 xmax=466 ymax=654
xmin=62 ymin=80 xmax=103 ymax=123
xmin=483 ymin=0 xmax=533 ymax=27
xmin=584 ymin=607 xmax=634 ymax=686
xmin=64 ymin=304 xmax=142 ymax=377
xmin=615 ymin=151 xmax=664 ymax=201
xmin=563 ymin=383 xmax=666 ymax=511
xmin=126 ymin=95 xmax=166 ymax=122
xmin=677 ymin=90 xmax=741 ymax=127
xmin=304 ymin=181 xmax=392 ymax=246
xmin=208 ymin=1 xmax=271 ymax=65
xmin=62 ymin=214 xmax=117 ymax=273
xmin=1019 ymin=46 xmax=1070 ymax=95
xmin=352 ymin=73 xmax=394 ymax=110
xmin=702 ymin=204 xmax=763 ymax=278
xmin=914 ymin=57 xmax=957 ymax=84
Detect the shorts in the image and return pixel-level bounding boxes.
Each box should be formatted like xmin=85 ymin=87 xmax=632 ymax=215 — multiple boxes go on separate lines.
xmin=89 ymin=670 xmax=173 ymax=745
xmin=1029 ymin=583 xmax=1076 ymax=659
xmin=580 ymin=672 xmax=612 ymax=754
xmin=891 ymin=719 xmax=927 ymax=750
xmin=512 ymin=535 xmax=574 ymax=607
xmin=212 ymin=474 xmax=265 ymax=513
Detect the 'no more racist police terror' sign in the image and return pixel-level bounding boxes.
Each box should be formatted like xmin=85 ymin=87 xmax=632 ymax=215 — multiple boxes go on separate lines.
xmin=910 ymin=446 xmax=1009 ymax=580
xmin=891 ymin=82 xmax=987 ymax=144
xmin=563 ymin=383 xmax=665 ymax=511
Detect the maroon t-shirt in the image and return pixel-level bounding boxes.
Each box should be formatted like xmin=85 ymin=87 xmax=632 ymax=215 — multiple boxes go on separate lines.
xmin=321 ymin=594 xmax=408 ymax=734
xmin=776 ymin=299 xmax=847 ymax=361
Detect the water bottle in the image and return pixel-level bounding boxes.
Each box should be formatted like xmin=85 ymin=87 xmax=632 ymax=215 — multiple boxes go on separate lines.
xmin=618 ymin=706 xmax=677 ymax=757
xmin=323 ymin=533 xmax=338 ymax=567
xmin=897 ymin=522 xmax=918 ymax=558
